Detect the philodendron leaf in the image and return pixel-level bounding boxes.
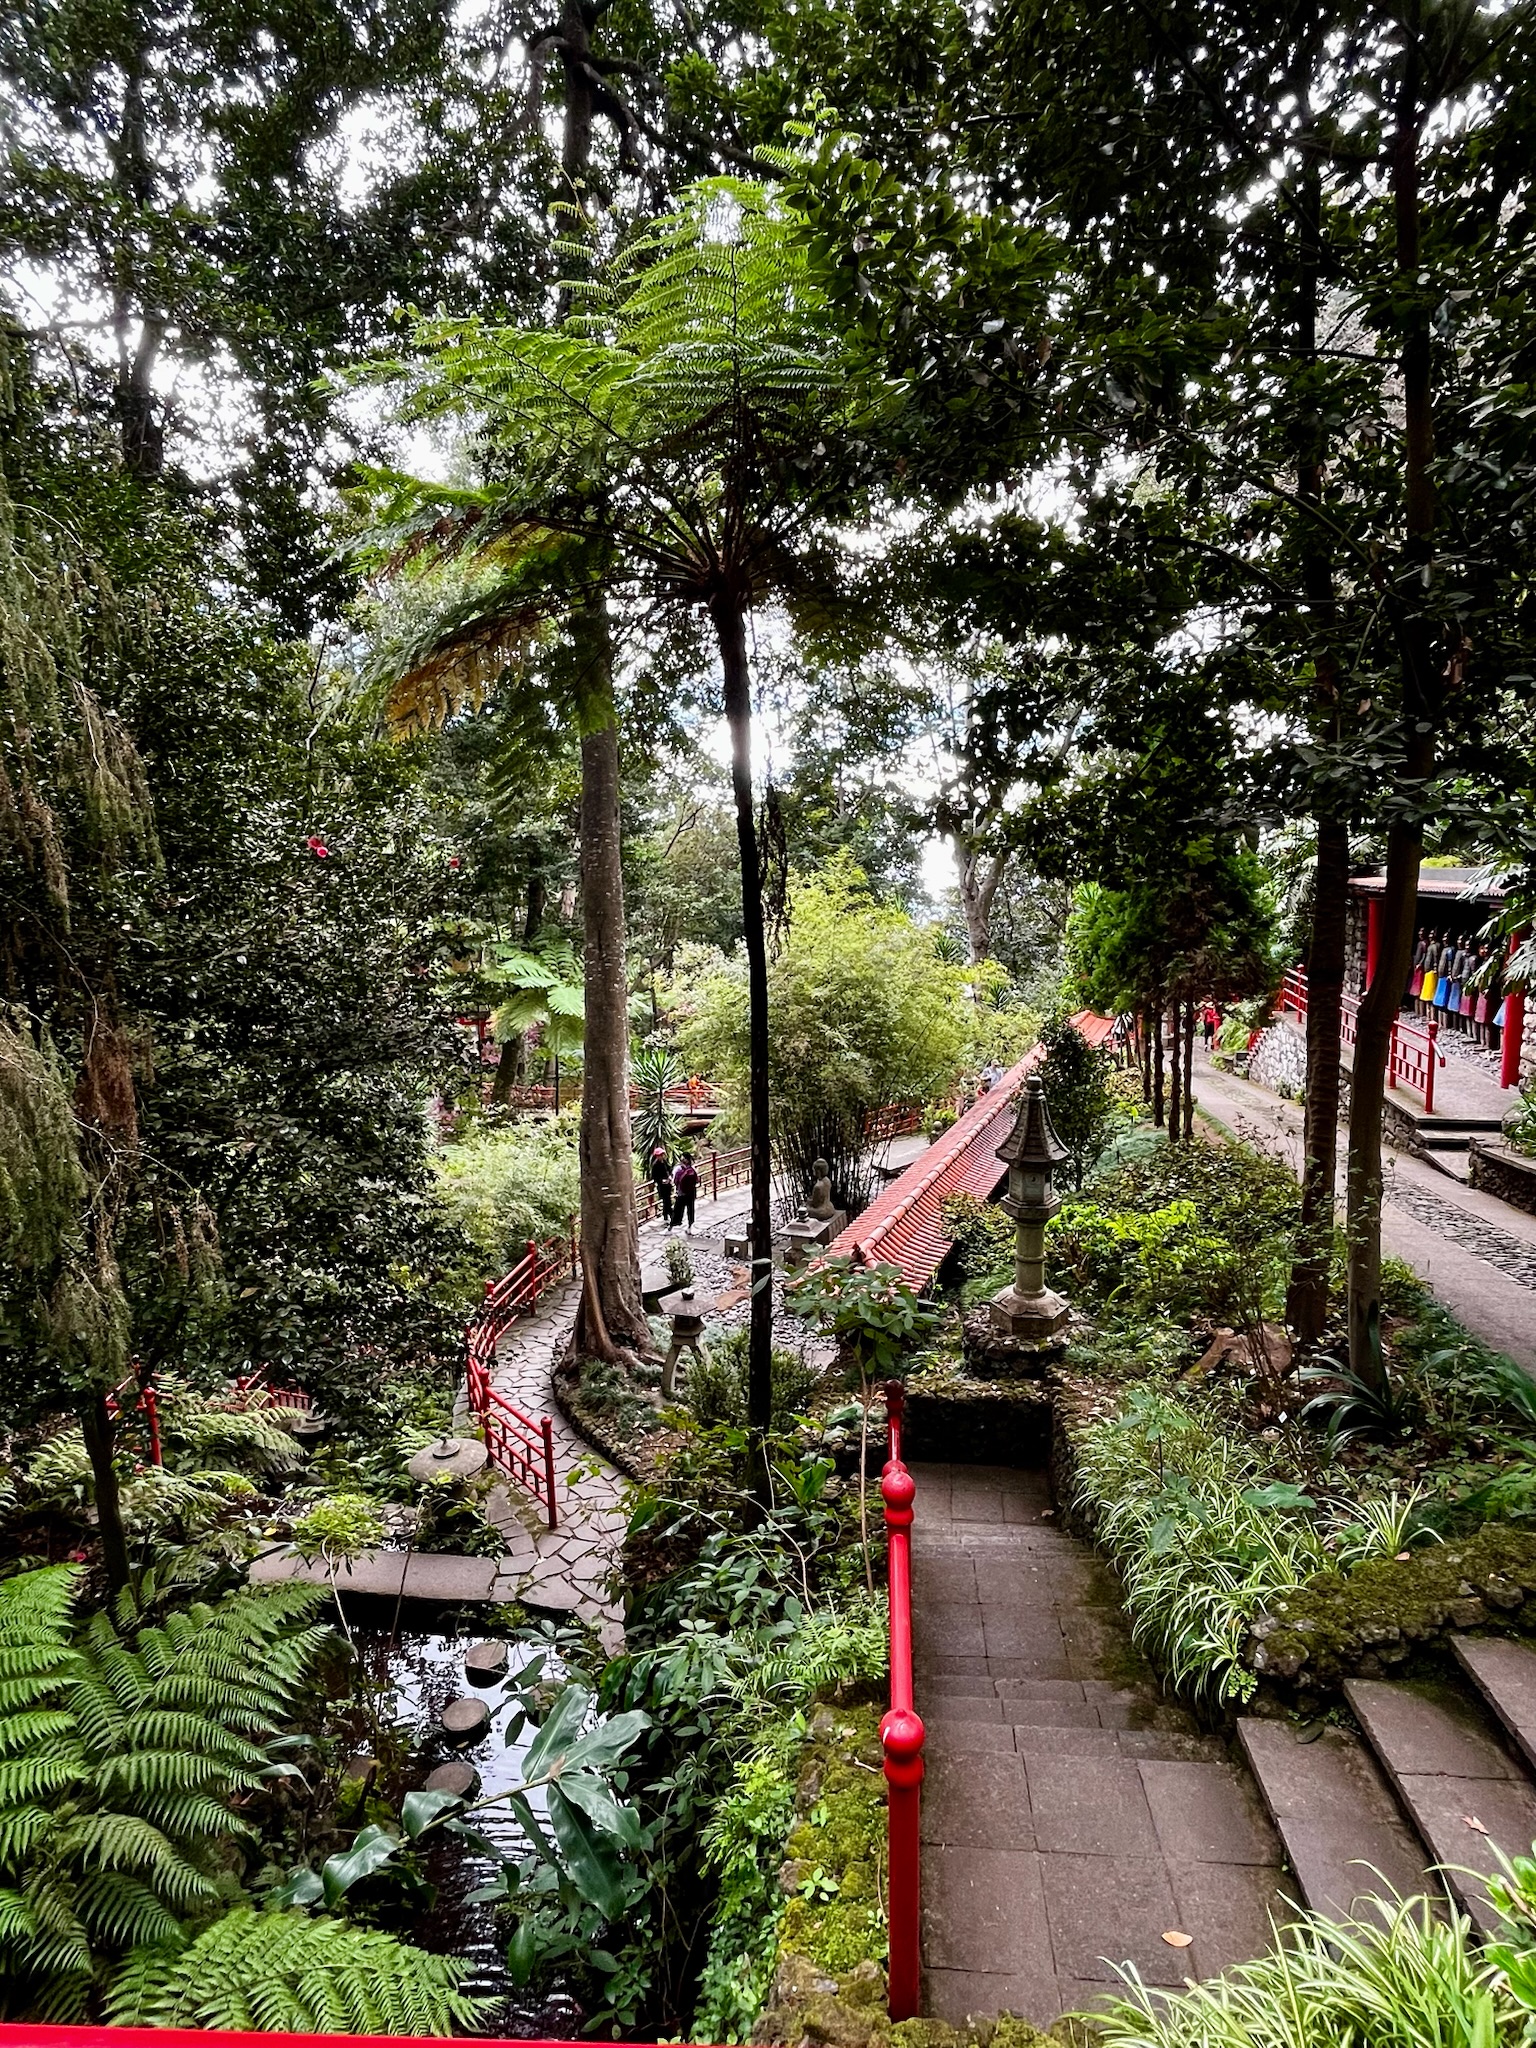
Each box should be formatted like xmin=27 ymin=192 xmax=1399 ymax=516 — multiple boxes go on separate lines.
xmin=507 ymin=1918 xmax=541 ymax=1985
xmin=522 ymin=1683 xmax=590 ymax=1779
xmin=546 ymin=1785 xmax=627 ymax=1919
xmin=401 ymin=1788 xmax=464 ymax=1838
xmin=560 ymin=1708 xmax=649 ymax=1774
xmin=321 ymin=1822 xmax=401 ymax=1906
xmin=557 ymin=1768 xmax=642 ymax=1848
xmin=270 ymin=1866 xmax=324 ymax=1908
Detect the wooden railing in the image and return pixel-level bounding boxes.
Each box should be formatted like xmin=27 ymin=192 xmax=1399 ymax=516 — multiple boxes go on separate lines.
xmin=1276 ymin=965 xmax=1443 ymax=1114
xmin=106 ymin=1371 xmax=162 ymax=1467
xmin=463 ymin=1231 xmax=576 ymax=1530
xmin=880 ymin=1380 xmax=924 ymax=2022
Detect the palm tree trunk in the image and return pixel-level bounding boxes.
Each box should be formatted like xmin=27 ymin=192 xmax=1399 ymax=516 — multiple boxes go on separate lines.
xmin=570 ymin=603 xmax=650 ymax=1360
xmin=711 ymin=587 xmax=774 ymax=1436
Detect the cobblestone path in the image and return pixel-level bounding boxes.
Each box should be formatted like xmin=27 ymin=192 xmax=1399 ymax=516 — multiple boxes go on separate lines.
xmin=914 ymin=1462 xmax=1291 ymax=2026
xmin=1381 ymin=1173 xmax=1536 ymax=1292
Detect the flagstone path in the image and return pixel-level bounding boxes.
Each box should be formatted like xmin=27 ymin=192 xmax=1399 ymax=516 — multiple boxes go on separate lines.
xmin=913 ymin=1461 xmax=1294 ymax=2027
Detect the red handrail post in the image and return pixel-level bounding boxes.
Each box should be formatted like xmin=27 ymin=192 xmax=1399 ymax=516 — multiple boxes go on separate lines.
xmin=880 ymin=1380 xmax=923 ymax=2022
xmin=711 ymin=1150 xmax=719 ymax=1201
xmin=541 ymin=1414 xmax=558 ymax=1531
xmin=1425 ymin=1018 xmax=1438 ymax=1115
xmin=141 ymin=1386 xmax=162 ymax=1467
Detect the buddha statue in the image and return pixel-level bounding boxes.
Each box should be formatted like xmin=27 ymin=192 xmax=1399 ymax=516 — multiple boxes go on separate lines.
xmin=807 ymin=1159 xmax=837 ymax=1221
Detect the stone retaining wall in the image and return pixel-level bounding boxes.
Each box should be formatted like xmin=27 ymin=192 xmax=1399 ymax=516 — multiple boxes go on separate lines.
xmin=1247 ymin=1017 xmax=1307 ymax=1099
xmin=1469 ymin=1138 xmax=1536 ymax=1219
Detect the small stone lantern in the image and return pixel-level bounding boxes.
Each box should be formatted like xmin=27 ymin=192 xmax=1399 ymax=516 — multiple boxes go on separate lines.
xmin=990 ymin=1073 xmax=1071 ymax=1354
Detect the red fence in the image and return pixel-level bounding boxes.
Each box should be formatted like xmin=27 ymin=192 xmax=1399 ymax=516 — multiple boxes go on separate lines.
xmin=463 ymin=1231 xmax=576 ymax=1530
xmin=106 ymin=1372 xmax=162 ymax=1467
xmin=0 ymin=2032 xmax=682 ymax=2047
xmin=880 ymin=1381 xmax=924 ymax=2022
xmin=1276 ymin=965 xmax=1443 ymax=1114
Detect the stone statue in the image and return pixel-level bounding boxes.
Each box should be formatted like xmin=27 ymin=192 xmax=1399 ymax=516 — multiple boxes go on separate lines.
xmin=807 ymin=1158 xmax=837 ymax=1220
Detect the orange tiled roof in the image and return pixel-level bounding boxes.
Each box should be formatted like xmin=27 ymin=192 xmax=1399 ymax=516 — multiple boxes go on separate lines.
xmin=823 ymin=1014 xmax=1114 ymax=1289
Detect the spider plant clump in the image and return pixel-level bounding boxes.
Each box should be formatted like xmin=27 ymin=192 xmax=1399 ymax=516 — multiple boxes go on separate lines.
xmin=1089 ymin=1891 xmax=1513 ymax=2047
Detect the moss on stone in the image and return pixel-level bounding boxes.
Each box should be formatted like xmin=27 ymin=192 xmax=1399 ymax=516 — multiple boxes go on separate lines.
xmin=753 ymin=1988 xmax=1067 ymax=2048
xmin=778 ymin=1701 xmax=889 ymax=1980
xmin=1251 ymin=1521 xmax=1536 ymax=1692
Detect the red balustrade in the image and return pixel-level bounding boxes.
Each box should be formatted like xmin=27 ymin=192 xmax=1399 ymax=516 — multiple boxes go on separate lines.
xmin=1275 ymin=965 xmax=1442 ymax=1113
xmin=462 ymin=1231 xmax=576 ymax=1530
xmin=880 ymin=1380 xmax=924 ymax=2022
xmin=106 ymin=1371 xmax=162 ymax=1467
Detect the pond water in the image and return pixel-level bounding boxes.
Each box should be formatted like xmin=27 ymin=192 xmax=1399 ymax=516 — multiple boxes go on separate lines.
xmin=353 ymin=1624 xmax=586 ymax=2039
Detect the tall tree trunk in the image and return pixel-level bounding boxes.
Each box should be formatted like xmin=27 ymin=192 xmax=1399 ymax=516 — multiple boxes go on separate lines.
xmin=111 ymin=57 xmax=165 ymax=481
xmin=1182 ymin=1004 xmax=1195 ymax=1143
xmin=1168 ymin=1002 xmax=1182 ymax=1145
xmin=1152 ymin=1008 xmax=1165 ymax=1128
xmin=1346 ymin=53 xmax=1437 ymax=1393
xmin=81 ymin=1392 xmax=131 ymax=1594
xmin=1287 ymin=819 xmax=1349 ymax=1342
xmin=1284 ymin=151 xmax=1350 ymax=1347
xmin=555 ymin=0 xmax=649 ymax=1364
xmin=711 ymin=588 xmax=774 ymax=1437
xmin=570 ymin=606 xmax=650 ymax=1360
xmin=953 ymin=840 xmax=1006 ymax=964
xmin=1139 ymin=1011 xmax=1151 ymax=1102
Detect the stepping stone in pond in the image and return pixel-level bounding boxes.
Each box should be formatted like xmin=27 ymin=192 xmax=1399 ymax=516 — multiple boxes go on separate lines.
xmin=424 ymin=1761 xmax=480 ymax=1799
xmin=465 ymin=1640 xmax=509 ymax=1683
xmin=441 ymin=1696 xmax=491 ymax=1740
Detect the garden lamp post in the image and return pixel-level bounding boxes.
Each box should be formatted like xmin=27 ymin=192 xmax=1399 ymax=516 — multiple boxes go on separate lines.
xmin=991 ymin=1072 xmax=1071 ymax=1354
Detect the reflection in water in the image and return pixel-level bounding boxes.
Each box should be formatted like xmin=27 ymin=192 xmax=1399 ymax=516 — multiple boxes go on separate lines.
xmin=354 ymin=1626 xmax=584 ymax=2039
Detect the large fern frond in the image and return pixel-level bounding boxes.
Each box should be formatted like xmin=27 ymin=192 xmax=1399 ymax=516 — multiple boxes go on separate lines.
xmin=107 ymin=1910 xmax=484 ymax=2036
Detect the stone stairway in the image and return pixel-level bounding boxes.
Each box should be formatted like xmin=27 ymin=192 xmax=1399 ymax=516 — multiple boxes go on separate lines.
xmin=1241 ymin=1637 xmax=1536 ymax=1935
xmin=912 ymin=1462 xmax=1292 ymax=2025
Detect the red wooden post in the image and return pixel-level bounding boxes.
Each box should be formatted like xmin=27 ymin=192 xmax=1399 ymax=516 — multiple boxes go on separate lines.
xmin=880 ymin=1383 xmax=923 ymax=2023
xmin=1504 ymin=988 xmax=1525 ymax=1091
xmin=1425 ymin=1019 xmax=1438 ymax=1115
xmin=1365 ymin=896 xmax=1382 ymax=990
xmin=541 ymin=1415 xmax=558 ymax=1531
xmin=141 ymin=1386 xmax=162 ymax=1468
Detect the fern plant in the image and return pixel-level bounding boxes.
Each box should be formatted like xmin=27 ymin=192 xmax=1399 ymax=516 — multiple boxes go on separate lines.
xmin=0 ymin=1565 xmax=331 ymax=2019
xmin=106 ymin=1907 xmax=479 ymax=2035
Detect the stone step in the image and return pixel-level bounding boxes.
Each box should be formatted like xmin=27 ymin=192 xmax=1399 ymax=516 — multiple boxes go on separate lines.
xmin=1344 ymin=1677 xmax=1536 ymax=1934
xmin=1452 ymin=1635 xmax=1536 ymax=1776
xmin=1238 ymin=1717 xmax=1433 ymax=1923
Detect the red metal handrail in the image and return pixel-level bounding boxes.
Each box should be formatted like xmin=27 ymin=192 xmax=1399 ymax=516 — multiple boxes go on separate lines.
xmin=880 ymin=1380 xmax=923 ymax=2023
xmin=1276 ymin=964 xmax=1443 ymax=1113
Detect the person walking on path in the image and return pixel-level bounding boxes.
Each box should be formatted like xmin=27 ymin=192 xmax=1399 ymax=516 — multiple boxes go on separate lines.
xmin=672 ymin=1150 xmax=699 ymax=1233
xmin=648 ymin=1141 xmax=674 ymax=1226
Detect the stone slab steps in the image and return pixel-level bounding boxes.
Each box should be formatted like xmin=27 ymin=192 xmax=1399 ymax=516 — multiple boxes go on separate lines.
xmin=1452 ymin=1634 xmax=1536 ymax=1775
xmin=1237 ymin=1717 xmax=1432 ymax=1922
xmin=1344 ymin=1675 xmax=1536 ymax=1933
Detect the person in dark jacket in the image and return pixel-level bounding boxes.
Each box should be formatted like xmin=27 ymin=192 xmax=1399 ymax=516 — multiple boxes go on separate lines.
xmin=672 ymin=1151 xmax=699 ymax=1232
xmin=648 ymin=1142 xmax=674 ymax=1225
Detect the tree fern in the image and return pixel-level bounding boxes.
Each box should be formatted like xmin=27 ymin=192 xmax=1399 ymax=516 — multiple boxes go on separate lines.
xmin=0 ymin=1567 xmax=330 ymax=2017
xmin=106 ymin=1909 xmax=481 ymax=2036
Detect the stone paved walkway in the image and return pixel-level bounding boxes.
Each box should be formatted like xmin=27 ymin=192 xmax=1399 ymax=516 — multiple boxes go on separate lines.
xmin=914 ymin=1461 xmax=1292 ymax=2026
xmin=1193 ymin=1048 xmax=1536 ymax=1370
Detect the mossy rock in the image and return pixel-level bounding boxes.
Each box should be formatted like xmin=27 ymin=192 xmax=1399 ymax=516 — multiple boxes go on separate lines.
xmin=1250 ymin=1522 xmax=1536 ymax=1693
xmin=753 ymin=1986 xmax=1071 ymax=2048
xmin=777 ymin=1702 xmax=890 ymax=1981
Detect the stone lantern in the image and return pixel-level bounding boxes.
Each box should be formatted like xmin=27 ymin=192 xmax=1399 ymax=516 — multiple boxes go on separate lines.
xmin=990 ymin=1073 xmax=1071 ymax=1354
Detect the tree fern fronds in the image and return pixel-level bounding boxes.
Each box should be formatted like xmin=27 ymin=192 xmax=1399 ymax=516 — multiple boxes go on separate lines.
xmin=0 ymin=1564 xmax=78 ymax=1641
xmin=63 ymin=1812 xmax=221 ymax=1906
xmin=107 ymin=1909 xmax=484 ymax=2037
xmin=0 ymin=1802 xmax=57 ymax=1865
xmin=0 ymin=1750 xmax=83 ymax=1804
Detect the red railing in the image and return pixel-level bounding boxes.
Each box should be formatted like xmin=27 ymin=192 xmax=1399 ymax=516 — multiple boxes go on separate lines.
xmin=0 ymin=2032 xmax=689 ymax=2047
xmin=229 ymin=1366 xmax=313 ymax=1415
xmin=865 ymin=1102 xmax=923 ymax=1143
xmin=880 ymin=1381 xmax=924 ymax=2023
xmin=1276 ymin=965 xmax=1442 ymax=1114
xmin=637 ymin=1143 xmax=752 ymax=1221
xmin=462 ymin=1231 xmax=576 ymax=1530
xmin=106 ymin=1371 xmax=162 ymax=1467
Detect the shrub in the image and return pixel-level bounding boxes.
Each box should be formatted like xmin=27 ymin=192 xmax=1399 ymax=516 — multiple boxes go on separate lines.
xmin=941 ymin=1193 xmax=1014 ymax=1284
xmin=433 ymin=1113 xmax=580 ymax=1269
xmin=686 ymin=1330 xmax=816 ymax=1431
